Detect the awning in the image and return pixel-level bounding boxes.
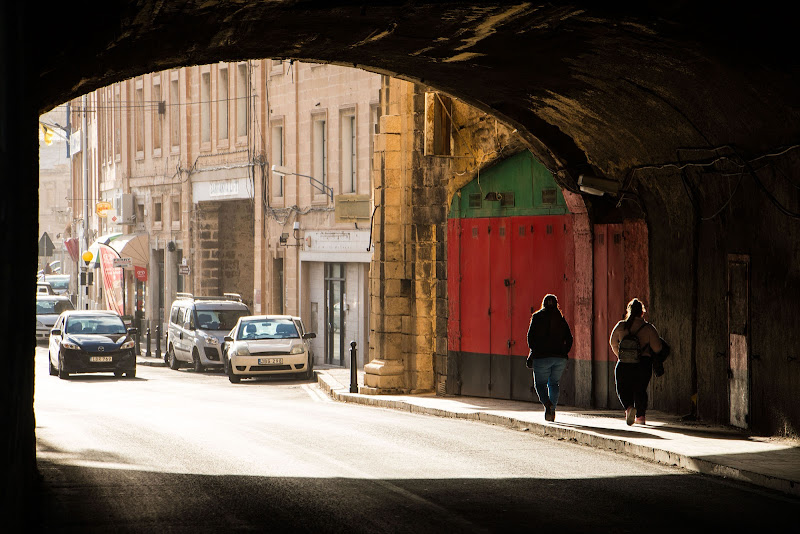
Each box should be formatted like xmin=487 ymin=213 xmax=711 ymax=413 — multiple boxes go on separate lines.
xmin=86 ymin=232 xmax=123 ymax=269
xmin=109 ymin=233 xmax=149 ymax=268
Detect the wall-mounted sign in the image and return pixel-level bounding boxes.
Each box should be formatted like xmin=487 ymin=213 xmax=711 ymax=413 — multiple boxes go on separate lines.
xmin=113 ymin=257 xmax=132 ymax=269
xmin=178 ymin=264 xmax=190 ymax=276
xmin=95 ymin=201 xmax=113 ymax=217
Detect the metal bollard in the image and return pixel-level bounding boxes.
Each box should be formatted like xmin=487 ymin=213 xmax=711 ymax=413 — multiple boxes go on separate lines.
xmin=350 ymin=341 xmax=358 ymax=393
xmin=156 ymin=323 xmax=162 ymax=360
xmin=145 ymin=327 xmax=151 ymax=358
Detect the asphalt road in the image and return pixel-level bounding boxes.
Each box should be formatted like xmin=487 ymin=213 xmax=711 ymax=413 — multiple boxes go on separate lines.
xmin=32 ymin=347 xmax=799 ymax=533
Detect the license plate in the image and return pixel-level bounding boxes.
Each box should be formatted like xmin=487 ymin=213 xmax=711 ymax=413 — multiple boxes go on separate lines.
xmin=90 ymin=356 xmax=113 ymax=362
xmin=258 ymin=357 xmax=283 ymax=365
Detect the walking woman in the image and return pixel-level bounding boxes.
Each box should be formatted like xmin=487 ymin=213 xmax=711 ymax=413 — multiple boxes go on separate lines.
xmin=527 ymin=294 xmax=573 ymax=422
xmin=609 ymin=298 xmax=662 ymax=425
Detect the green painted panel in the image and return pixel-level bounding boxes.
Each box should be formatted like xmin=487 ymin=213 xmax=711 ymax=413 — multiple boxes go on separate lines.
xmin=449 ymin=151 xmax=569 ymax=219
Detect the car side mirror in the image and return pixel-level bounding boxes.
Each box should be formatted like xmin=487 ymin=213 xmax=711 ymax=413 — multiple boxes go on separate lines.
xmin=127 ymin=327 xmax=138 ymax=336
xmin=224 ymin=336 xmax=234 ymax=342
xmin=184 ymin=322 xmax=193 ymax=330
xmin=303 ymin=332 xmax=316 ymax=339
xmin=51 ymin=329 xmax=61 ymax=336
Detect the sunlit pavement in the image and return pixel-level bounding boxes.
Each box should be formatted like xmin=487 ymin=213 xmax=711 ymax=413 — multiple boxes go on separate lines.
xmin=134 ymin=348 xmax=800 ymax=498
xmin=30 ymin=347 xmax=799 ymax=532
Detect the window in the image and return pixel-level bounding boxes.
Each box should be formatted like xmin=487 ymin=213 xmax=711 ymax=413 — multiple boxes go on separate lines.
xmin=369 ymin=104 xmax=379 ymax=174
xmin=171 ymin=197 xmax=180 ymax=225
xmin=153 ymin=199 xmax=162 ymax=226
xmin=312 ymin=116 xmax=327 ymax=197
xmin=271 ymin=123 xmax=284 ymax=197
xmin=424 ymin=91 xmax=452 ymax=156
xmin=341 ymin=112 xmax=356 ymax=193
xmin=170 ymin=77 xmax=180 ymax=149
xmin=237 ymin=64 xmax=248 ymax=138
xmin=218 ymin=67 xmax=228 ymax=142
xmin=105 ymin=87 xmax=112 ymax=162
xmin=114 ymin=86 xmax=121 ymax=159
xmin=201 ymin=71 xmax=211 ymax=144
xmin=152 ymin=79 xmax=163 ymax=153
xmin=135 ymin=80 xmax=144 ymax=154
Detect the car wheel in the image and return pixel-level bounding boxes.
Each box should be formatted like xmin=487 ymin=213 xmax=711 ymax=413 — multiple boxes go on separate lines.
xmin=304 ymin=357 xmax=314 ymax=380
xmin=227 ymin=357 xmax=241 ymax=384
xmin=192 ymin=349 xmax=204 ymax=373
xmin=114 ymin=370 xmax=124 ymax=378
xmin=168 ymin=345 xmax=180 ymax=370
xmin=48 ymin=354 xmax=58 ymax=376
xmin=126 ymin=369 xmax=136 ymax=379
xmin=57 ymin=354 xmax=69 ymax=380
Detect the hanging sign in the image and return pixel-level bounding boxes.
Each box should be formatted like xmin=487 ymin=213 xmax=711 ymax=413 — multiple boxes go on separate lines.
xmin=95 ymin=201 xmax=113 ymax=218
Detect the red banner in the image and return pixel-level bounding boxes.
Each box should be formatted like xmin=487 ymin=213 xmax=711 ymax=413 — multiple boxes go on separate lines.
xmin=99 ymin=244 xmax=124 ymax=315
xmin=134 ymin=265 xmax=148 ymax=282
xmin=64 ymin=238 xmax=79 ymax=262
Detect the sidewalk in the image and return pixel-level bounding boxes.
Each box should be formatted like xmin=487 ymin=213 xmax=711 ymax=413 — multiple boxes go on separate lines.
xmin=315 ymin=366 xmax=800 ymax=498
xmin=137 ymin=352 xmax=800 ymax=498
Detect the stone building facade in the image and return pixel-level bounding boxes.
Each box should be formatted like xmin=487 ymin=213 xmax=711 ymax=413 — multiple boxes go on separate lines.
xmin=64 ymin=60 xmax=381 ymax=368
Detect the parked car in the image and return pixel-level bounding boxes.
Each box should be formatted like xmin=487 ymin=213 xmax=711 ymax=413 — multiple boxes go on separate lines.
xmin=223 ymin=315 xmax=316 ymax=383
xmin=38 ymin=274 xmax=71 ymax=296
xmin=166 ymin=293 xmax=251 ymax=372
xmin=48 ymin=310 xmax=137 ymax=379
xmin=36 ymin=295 xmax=74 ymax=343
xmin=37 ymin=281 xmax=56 ymax=295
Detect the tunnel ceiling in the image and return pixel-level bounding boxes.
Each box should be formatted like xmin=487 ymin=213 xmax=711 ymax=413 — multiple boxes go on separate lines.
xmin=27 ymin=1 xmax=800 ymax=192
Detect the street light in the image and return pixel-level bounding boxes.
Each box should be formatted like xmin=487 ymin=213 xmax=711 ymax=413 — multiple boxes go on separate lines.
xmin=271 ymin=164 xmax=334 ymax=203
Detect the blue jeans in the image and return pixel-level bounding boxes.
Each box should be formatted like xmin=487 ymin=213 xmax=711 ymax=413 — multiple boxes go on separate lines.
xmin=532 ymin=357 xmax=568 ymax=408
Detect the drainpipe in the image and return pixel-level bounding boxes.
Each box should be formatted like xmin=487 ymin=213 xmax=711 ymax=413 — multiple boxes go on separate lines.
xmin=82 ymin=95 xmax=90 ymax=309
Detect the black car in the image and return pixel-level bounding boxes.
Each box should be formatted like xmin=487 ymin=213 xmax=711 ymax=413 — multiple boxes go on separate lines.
xmin=48 ymin=310 xmax=138 ymax=379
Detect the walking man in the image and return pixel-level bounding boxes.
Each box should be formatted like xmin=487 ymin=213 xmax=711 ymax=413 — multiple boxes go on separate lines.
xmin=527 ymin=294 xmax=573 ymax=422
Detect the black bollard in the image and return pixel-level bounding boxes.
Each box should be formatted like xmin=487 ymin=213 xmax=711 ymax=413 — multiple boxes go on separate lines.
xmin=156 ymin=323 xmax=162 ymax=360
xmin=146 ymin=327 xmax=151 ymax=358
xmin=350 ymin=341 xmax=358 ymax=393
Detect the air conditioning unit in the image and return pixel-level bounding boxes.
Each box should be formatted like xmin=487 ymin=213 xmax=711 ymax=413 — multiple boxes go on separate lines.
xmin=110 ymin=193 xmax=136 ymax=225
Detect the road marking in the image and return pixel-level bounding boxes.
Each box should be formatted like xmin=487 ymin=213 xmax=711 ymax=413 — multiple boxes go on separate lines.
xmin=302 ymin=383 xmax=332 ymax=403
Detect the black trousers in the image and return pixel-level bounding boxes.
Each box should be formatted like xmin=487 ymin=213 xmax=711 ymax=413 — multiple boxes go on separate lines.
xmin=615 ymin=358 xmax=653 ymax=417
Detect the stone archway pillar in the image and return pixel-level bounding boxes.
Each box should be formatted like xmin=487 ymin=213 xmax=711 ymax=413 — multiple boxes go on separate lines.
xmin=363 ymin=111 xmax=412 ymax=393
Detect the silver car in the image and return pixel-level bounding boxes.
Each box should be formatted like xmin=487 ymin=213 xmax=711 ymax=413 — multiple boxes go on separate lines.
xmin=223 ymin=315 xmax=316 ymax=383
xmin=36 ymin=295 xmax=74 ymax=343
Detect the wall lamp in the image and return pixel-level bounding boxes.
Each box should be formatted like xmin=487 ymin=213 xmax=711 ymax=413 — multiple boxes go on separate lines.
xmin=280 ymin=221 xmax=302 ymax=247
xmin=484 ymin=191 xmax=503 ymax=201
xmin=272 ymin=164 xmax=334 ymax=203
xmin=578 ymin=174 xmax=621 ymax=196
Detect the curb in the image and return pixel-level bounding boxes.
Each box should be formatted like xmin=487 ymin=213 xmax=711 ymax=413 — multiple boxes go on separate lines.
xmin=316 ymin=371 xmax=799 ymax=498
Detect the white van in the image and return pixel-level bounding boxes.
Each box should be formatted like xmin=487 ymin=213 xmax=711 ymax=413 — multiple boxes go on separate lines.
xmin=166 ymin=293 xmax=251 ymax=372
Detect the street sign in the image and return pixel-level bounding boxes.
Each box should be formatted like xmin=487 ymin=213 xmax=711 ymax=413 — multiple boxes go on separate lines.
xmin=178 ymin=264 xmax=190 ymax=276
xmin=38 ymin=232 xmax=55 ymax=257
xmin=113 ymin=257 xmax=133 ymax=269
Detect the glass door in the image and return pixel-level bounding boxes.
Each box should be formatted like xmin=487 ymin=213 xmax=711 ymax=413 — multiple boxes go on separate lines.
xmin=325 ymin=263 xmax=345 ymax=366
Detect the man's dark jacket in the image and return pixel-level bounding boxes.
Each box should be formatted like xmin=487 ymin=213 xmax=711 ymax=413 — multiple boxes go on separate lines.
xmin=527 ymin=307 xmax=573 ymax=359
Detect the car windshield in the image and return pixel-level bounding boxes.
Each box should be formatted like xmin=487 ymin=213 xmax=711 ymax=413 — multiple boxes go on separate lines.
xmin=65 ymin=315 xmax=126 ymax=335
xmin=36 ymin=299 xmax=74 ymax=315
xmin=43 ymin=277 xmax=69 ymax=291
xmin=195 ymin=308 xmax=250 ymax=331
xmin=238 ymin=319 xmax=299 ymax=340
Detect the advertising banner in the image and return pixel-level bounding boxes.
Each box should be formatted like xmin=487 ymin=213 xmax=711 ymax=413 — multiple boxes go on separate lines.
xmin=99 ymin=243 xmax=124 ymax=315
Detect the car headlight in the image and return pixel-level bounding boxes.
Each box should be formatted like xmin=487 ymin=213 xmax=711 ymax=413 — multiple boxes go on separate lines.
xmin=204 ymin=334 xmax=219 ymax=345
xmin=231 ymin=343 xmax=249 ymax=356
xmin=120 ymin=339 xmax=135 ymax=350
xmin=61 ymin=340 xmax=81 ymax=350
xmin=290 ymin=345 xmax=305 ymax=355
